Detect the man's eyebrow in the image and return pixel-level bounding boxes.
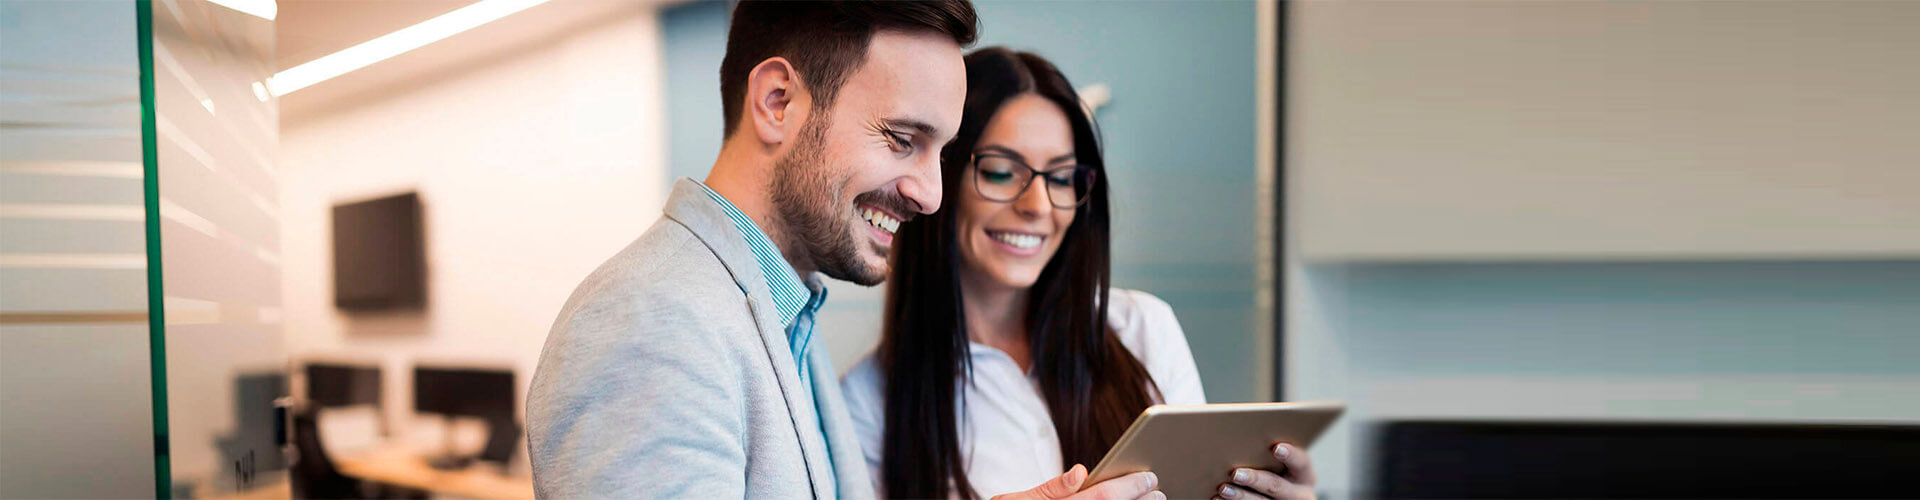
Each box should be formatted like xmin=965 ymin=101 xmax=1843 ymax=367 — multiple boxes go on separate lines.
xmin=880 ymin=118 xmax=940 ymax=140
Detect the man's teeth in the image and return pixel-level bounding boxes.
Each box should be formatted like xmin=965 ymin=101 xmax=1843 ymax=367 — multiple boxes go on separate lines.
xmin=991 ymin=231 xmax=1042 ymax=249
xmin=861 ymin=207 xmax=900 ymax=234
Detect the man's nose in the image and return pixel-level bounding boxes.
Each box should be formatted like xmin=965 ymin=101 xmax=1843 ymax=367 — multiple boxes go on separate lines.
xmin=898 ymin=157 xmax=944 ymax=215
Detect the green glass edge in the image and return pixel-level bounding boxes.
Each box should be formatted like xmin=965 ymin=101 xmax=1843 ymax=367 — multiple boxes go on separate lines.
xmin=136 ymin=0 xmax=173 ymax=497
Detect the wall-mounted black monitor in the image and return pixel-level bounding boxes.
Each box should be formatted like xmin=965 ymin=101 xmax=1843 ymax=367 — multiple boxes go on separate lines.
xmin=332 ymin=192 xmax=425 ymax=311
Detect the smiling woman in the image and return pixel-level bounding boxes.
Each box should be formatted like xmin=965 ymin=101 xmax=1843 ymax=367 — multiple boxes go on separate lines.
xmin=838 ymin=48 xmax=1210 ymax=500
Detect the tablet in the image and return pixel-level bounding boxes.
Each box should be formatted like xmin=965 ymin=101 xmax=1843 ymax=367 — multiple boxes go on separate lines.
xmin=1083 ymin=401 xmax=1345 ymax=498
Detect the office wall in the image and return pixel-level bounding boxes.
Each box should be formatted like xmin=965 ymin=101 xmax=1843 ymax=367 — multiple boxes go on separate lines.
xmin=0 ymin=2 xmax=157 ymax=498
xmin=662 ymin=0 xmax=1270 ymax=402
xmin=278 ymin=7 xmax=665 ymax=457
xmin=1285 ymin=2 xmax=1920 ymax=497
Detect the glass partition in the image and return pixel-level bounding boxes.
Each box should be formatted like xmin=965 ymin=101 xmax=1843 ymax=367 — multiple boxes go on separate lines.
xmin=0 ymin=1 xmax=284 ymax=497
xmin=0 ymin=1 xmax=156 ymax=496
xmin=147 ymin=0 xmax=287 ymax=497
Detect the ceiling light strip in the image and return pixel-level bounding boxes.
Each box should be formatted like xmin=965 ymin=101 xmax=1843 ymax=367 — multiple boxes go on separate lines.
xmin=267 ymin=0 xmax=551 ymax=97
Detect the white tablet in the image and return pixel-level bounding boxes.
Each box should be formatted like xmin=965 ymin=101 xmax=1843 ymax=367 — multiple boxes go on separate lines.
xmin=1083 ymin=401 xmax=1345 ymax=498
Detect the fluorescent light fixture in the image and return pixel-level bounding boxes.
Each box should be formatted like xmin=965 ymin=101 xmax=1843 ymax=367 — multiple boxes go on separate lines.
xmin=207 ymin=0 xmax=277 ymax=21
xmin=267 ymin=0 xmax=550 ymax=97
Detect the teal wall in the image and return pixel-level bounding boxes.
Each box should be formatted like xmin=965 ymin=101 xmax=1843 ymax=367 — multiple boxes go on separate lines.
xmin=661 ymin=1 xmax=728 ymax=184
xmin=662 ymin=1 xmax=1266 ymax=402
xmin=1298 ymin=260 xmax=1920 ymax=497
xmin=1335 ymin=261 xmax=1920 ymax=378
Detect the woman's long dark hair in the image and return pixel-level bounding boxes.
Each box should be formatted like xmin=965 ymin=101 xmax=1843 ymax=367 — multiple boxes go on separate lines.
xmin=876 ymin=47 xmax=1161 ymax=500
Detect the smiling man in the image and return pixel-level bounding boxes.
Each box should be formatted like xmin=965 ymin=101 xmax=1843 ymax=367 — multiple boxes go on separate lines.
xmin=526 ymin=1 xmax=975 ymax=498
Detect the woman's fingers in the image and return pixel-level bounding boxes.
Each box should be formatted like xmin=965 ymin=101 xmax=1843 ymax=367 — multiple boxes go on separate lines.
xmin=1047 ymin=464 xmax=1090 ymax=497
xmin=1225 ymin=468 xmax=1305 ymax=500
xmin=990 ymin=467 xmax=1162 ymax=500
xmin=1273 ymin=443 xmax=1317 ymax=486
xmin=991 ymin=464 xmax=1088 ymax=500
xmin=1215 ymin=482 xmax=1276 ymax=500
xmin=1077 ymin=471 xmax=1160 ymax=500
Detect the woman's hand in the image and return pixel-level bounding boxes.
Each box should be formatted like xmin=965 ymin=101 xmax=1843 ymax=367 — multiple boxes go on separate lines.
xmin=992 ymin=464 xmax=1164 ymax=500
xmin=1214 ymin=443 xmax=1315 ymax=500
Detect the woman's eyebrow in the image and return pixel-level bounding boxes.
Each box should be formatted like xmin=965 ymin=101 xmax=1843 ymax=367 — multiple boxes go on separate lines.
xmin=975 ymin=144 xmax=1022 ymax=159
xmin=975 ymin=145 xmax=1075 ymax=166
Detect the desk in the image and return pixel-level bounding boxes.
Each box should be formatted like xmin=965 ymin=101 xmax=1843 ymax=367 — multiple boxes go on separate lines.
xmin=335 ymin=446 xmax=534 ymax=500
xmin=192 ymin=478 xmax=290 ymax=500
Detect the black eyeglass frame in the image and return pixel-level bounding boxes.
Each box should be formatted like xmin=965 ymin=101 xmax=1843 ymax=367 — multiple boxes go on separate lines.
xmin=968 ymin=152 xmax=1099 ymax=210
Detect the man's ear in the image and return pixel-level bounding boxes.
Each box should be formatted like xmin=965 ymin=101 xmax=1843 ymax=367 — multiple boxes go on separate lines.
xmin=744 ymin=57 xmax=809 ymax=148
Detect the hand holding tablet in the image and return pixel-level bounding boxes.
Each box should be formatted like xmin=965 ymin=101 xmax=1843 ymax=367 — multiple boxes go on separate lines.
xmin=1082 ymin=401 xmax=1345 ymax=499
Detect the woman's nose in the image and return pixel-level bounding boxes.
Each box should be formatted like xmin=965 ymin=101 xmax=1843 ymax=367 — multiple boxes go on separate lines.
xmin=1012 ymin=177 xmax=1051 ymax=216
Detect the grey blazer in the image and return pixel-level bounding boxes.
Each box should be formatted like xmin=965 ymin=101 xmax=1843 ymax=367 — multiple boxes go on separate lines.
xmin=528 ymin=178 xmax=874 ymax=499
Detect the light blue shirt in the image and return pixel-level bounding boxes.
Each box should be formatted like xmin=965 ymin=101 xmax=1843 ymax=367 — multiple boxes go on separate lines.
xmin=698 ymin=182 xmax=836 ymax=476
xmin=698 ymin=183 xmax=823 ymax=368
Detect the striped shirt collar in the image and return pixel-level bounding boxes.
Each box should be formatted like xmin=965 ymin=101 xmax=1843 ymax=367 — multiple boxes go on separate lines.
xmin=697 ymin=182 xmax=814 ymax=329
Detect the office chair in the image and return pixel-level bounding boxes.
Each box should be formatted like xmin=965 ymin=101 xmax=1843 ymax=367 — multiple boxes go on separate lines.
xmin=478 ymin=417 xmax=521 ymax=466
xmin=290 ymin=408 xmax=364 ymax=499
xmin=291 ymin=407 xmax=428 ymax=500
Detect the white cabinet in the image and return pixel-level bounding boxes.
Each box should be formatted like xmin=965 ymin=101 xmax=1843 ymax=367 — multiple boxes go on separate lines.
xmin=1290 ymin=0 xmax=1920 ymax=261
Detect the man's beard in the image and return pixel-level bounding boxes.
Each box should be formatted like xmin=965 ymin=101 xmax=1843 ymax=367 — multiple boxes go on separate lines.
xmin=769 ymin=114 xmax=898 ymax=286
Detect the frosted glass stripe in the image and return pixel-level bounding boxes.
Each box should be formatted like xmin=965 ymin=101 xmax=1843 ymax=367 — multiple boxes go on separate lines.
xmin=156 ymin=115 xmax=218 ymax=173
xmin=0 ymin=161 xmax=143 ymax=178
xmin=0 ymin=203 xmax=144 ymax=221
xmin=0 ymin=311 xmax=148 ymax=324
xmin=159 ymin=198 xmax=218 ymax=237
xmin=163 ymin=296 xmax=220 ymax=326
xmin=0 ymin=253 xmax=146 ymax=269
xmin=153 ymin=42 xmax=214 ymax=116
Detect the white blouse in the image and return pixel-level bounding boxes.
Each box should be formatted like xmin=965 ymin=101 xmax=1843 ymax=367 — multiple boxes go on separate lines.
xmin=839 ymin=289 xmax=1207 ymax=499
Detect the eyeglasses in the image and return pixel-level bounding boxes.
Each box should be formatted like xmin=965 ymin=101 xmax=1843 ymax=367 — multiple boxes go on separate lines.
xmin=970 ymin=152 xmax=1098 ymax=209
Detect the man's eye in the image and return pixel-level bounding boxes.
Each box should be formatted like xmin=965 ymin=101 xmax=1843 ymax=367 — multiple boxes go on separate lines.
xmin=885 ymin=133 xmax=913 ymax=154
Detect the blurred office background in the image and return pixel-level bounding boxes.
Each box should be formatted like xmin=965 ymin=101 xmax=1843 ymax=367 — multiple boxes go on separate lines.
xmin=3 ymin=0 xmax=1917 ymax=499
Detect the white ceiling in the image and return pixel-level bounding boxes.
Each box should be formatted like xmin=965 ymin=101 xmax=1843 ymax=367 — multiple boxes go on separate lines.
xmin=276 ymin=0 xmax=479 ymax=72
xmin=273 ymin=0 xmax=655 ymax=122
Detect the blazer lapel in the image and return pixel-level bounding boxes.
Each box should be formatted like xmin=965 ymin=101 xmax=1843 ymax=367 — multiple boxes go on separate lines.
xmin=662 ymin=178 xmax=836 ymax=500
xmin=810 ymin=344 xmax=875 ymax=499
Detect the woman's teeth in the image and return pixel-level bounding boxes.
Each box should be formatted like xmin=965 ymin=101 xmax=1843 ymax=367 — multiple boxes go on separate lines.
xmin=991 ymin=231 xmax=1043 ymax=249
xmin=861 ymin=207 xmax=900 ymax=234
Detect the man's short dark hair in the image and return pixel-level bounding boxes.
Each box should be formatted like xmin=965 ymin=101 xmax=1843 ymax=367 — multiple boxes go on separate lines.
xmin=719 ymin=0 xmax=979 ymax=137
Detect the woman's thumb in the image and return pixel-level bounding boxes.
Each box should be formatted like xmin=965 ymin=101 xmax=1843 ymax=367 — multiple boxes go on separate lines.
xmin=993 ymin=464 xmax=1088 ymax=500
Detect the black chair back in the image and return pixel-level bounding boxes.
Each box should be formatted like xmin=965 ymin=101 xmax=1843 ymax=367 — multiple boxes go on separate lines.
xmin=289 ymin=408 xmax=363 ymax=499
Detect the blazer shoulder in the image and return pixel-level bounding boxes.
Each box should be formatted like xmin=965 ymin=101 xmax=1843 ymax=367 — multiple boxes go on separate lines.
xmin=543 ymin=218 xmax=757 ymax=356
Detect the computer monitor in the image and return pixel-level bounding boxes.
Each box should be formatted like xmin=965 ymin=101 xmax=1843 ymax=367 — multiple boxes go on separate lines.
xmin=305 ymin=363 xmax=381 ymax=409
xmin=412 ymin=366 xmax=517 ymax=469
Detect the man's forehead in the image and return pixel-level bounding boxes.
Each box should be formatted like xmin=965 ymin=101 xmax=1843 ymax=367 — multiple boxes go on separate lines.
xmin=840 ymin=31 xmax=967 ymax=139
